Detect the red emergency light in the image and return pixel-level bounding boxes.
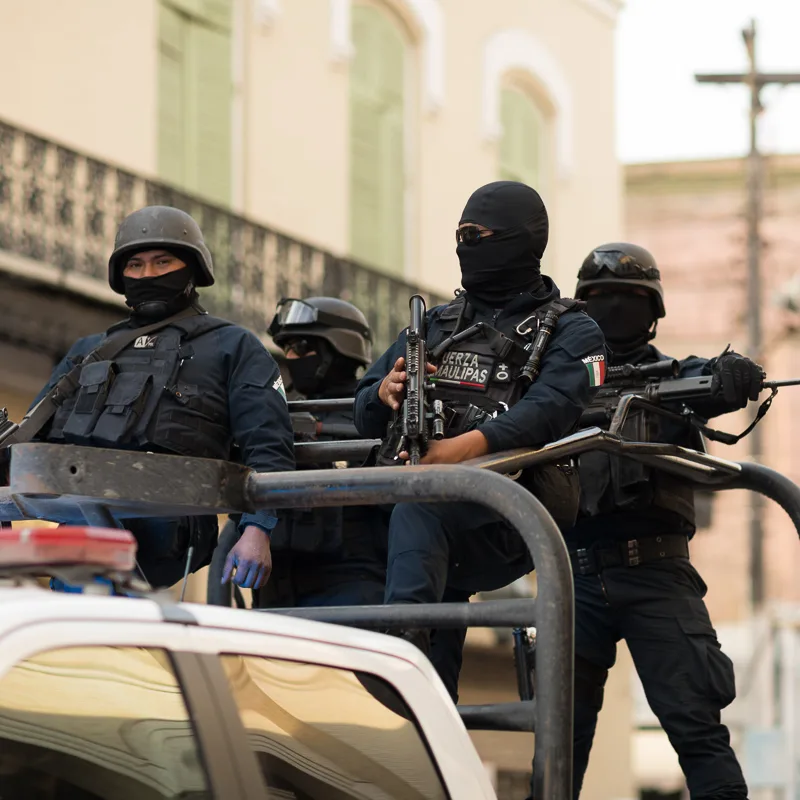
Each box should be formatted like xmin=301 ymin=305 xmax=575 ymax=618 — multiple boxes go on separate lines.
xmin=0 ymin=527 xmax=136 ymax=573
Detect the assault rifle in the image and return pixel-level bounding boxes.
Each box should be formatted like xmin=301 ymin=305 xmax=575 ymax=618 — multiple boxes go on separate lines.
xmin=581 ymin=359 xmax=800 ymax=445
xmin=378 ymin=295 xmax=445 ymax=465
xmin=400 ymin=295 xmax=445 ymax=464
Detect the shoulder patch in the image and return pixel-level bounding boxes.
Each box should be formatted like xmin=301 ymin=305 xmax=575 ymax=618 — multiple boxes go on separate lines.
xmin=272 ymin=375 xmax=287 ymax=401
xmin=582 ymin=354 xmax=606 ymax=387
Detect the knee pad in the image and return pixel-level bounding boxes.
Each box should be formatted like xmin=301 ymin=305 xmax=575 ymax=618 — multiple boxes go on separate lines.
xmin=575 ymin=655 xmax=609 ymax=711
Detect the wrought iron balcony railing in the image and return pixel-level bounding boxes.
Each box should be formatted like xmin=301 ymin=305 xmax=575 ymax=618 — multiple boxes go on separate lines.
xmin=0 ymin=118 xmax=447 ymax=353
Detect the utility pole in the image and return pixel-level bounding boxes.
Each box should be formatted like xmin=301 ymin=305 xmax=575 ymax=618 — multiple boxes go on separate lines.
xmin=696 ymin=20 xmax=800 ymax=610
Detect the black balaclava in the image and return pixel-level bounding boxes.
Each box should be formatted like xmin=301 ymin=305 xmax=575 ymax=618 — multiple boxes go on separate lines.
xmin=123 ymin=258 xmax=197 ymax=321
xmin=456 ymin=181 xmax=549 ymax=306
xmin=585 ymin=291 xmax=657 ymax=364
xmin=285 ymin=339 xmax=359 ymax=398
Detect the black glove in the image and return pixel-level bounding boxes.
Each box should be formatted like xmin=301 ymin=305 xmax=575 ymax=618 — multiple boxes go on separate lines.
xmin=712 ymin=352 xmax=763 ymax=409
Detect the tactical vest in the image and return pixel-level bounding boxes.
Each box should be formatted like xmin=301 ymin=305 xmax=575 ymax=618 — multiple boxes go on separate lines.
xmin=578 ymin=351 xmax=704 ymax=527
xmin=429 ymin=293 xmax=585 ymax=531
xmin=47 ymin=314 xmax=233 ymax=460
xmin=429 ymin=293 xmax=583 ymax=434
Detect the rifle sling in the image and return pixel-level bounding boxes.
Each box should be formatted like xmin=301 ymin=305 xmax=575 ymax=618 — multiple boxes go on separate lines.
xmin=5 ymin=306 xmax=201 ymax=448
xmin=692 ymin=387 xmax=778 ymax=446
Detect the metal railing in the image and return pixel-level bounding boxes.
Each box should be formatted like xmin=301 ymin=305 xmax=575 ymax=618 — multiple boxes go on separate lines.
xmin=1 ymin=442 xmax=575 ymax=800
xmin=0 ymin=118 xmax=447 ymax=352
xmin=3 ymin=434 xmax=800 ymax=799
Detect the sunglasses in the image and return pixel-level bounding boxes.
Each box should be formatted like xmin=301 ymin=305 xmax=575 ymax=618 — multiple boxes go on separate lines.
xmin=455 ymin=225 xmax=494 ymax=246
xmin=283 ymin=339 xmax=314 ymax=357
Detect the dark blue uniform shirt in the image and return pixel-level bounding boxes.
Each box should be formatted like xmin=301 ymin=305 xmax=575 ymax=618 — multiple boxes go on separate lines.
xmin=33 ymin=320 xmax=295 ymax=535
xmin=355 ymin=284 xmax=607 ymax=451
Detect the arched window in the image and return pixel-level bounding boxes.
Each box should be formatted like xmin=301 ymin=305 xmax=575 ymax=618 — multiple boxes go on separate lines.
xmin=349 ymin=3 xmax=407 ymax=276
xmin=499 ymin=85 xmax=544 ymax=190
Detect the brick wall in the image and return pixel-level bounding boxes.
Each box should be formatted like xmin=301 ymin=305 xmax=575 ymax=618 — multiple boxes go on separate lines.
xmin=624 ymin=155 xmax=800 ymax=621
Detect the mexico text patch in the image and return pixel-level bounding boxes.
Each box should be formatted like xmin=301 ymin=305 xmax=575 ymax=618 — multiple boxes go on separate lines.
xmin=583 ymin=354 xmax=606 ymax=387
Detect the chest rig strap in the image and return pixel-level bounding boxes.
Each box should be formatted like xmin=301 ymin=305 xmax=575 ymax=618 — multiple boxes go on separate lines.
xmin=426 ymin=294 xmax=587 ymax=437
xmin=431 ymin=294 xmax=529 ymax=366
xmin=518 ymin=298 xmax=585 ymax=385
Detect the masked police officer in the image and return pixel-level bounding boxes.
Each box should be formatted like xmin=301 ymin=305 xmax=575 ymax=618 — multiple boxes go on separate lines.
xmin=354 ymin=180 xmax=606 ymax=693
xmin=568 ymin=243 xmax=760 ymax=799
xmin=32 ymin=206 xmax=295 ymax=591
xmin=253 ymin=296 xmax=389 ymax=607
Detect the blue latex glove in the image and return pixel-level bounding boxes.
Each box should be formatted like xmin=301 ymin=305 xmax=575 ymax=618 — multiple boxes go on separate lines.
xmin=222 ymin=525 xmax=272 ymax=589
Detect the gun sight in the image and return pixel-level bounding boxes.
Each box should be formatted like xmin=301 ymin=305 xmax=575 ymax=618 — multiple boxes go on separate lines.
xmin=606 ymin=359 xmax=680 ymax=381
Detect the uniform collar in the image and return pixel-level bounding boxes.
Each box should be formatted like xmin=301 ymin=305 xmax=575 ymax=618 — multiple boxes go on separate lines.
xmin=465 ymin=275 xmax=561 ymax=320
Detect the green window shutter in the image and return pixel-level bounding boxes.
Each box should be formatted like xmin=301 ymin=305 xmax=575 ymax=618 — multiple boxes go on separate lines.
xmin=499 ymin=87 xmax=542 ymax=189
xmin=158 ymin=3 xmax=187 ymax=189
xmin=157 ymin=0 xmax=232 ymax=206
xmin=188 ymin=21 xmax=232 ymax=204
xmin=349 ymin=4 xmax=406 ymax=276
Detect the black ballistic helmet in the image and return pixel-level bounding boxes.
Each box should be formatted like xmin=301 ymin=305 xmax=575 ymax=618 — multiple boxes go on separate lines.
xmin=108 ymin=206 xmax=215 ymax=294
xmin=575 ymin=242 xmax=666 ymax=318
xmin=269 ymin=297 xmax=372 ymax=366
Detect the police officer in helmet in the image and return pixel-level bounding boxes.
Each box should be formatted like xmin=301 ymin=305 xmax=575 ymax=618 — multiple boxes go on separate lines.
xmin=272 ymin=297 xmax=372 ymax=399
xmin=567 ymin=243 xmax=760 ymax=799
xmin=355 ymin=181 xmax=606 ymax=697
xmin=32 ymin=206 xmax=295 ymax=591
xmin=254 ymin=296 xmax=389 ymax=608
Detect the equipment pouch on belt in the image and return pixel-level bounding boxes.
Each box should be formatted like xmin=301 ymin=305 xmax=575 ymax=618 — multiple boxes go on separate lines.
xmin=60 ymin=360 xmax=118 ymax=441
xmin=518 ymin=462 xmax=580 ymax=532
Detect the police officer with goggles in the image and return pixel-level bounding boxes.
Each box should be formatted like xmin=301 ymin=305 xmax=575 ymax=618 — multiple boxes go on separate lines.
xmin=248 ymin=296 xmax=389 ymax=608
xmin=31 ymin=206 xmax=295 ymax=591
xmin=566 ymin=242 xmax=759 ymax=799
xmin=354 ymin=180 xmax=606 ymax=693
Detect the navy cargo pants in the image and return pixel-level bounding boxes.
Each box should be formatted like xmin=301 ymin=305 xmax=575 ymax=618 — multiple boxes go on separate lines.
xmin=385 ymin=500 xmax=533 ymax=604
xmin=573 ymin=556 xmax=748 ymax=799
xmin=385 ymin=501 xmax=532 ymax=703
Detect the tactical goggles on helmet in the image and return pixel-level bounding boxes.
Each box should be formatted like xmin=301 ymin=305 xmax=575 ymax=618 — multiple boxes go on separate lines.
xmin=580 ymin=251 xmax=661 ymax=282
xmin=268 ymin=298 xmax=372 ymax=339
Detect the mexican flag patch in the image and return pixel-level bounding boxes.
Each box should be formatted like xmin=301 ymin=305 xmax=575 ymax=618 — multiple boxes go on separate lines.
xmin=583 ymin=354 xmax=606 ymax=387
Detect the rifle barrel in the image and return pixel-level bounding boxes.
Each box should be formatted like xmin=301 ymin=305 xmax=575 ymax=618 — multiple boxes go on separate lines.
xmin=764 ymin=378 xmax=800 ymax=389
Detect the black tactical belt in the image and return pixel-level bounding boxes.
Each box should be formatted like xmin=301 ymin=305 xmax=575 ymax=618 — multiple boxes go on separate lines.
xmin=570 ymin=534 xmax=689 ymax=576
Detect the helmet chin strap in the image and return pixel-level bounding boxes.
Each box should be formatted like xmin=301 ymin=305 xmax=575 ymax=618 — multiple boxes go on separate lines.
xmin=313 ymin=345 xmax=335 ymax=383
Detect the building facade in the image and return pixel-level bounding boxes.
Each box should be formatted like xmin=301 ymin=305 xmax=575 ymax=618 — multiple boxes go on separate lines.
xmin=0 ymin=1 xmax=628 ymax=797
xmin=0 ymin=0 xmax=622 ymax=298
xmin=624 ymin=153 xmax=800 ymax=797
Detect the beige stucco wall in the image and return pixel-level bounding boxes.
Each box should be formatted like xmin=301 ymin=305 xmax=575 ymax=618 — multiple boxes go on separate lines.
xmin=0 ymin=0 xmax=157 ymax=174
xmin=0 ymin=0 xmax=621 ymax=298
xmin=245 ymin=0 xmax=622 ymax=296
